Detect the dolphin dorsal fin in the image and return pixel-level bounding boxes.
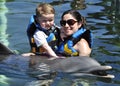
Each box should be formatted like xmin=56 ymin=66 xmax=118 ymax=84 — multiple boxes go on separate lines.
xmin=0 ymin=42 xmax=14 ymax=54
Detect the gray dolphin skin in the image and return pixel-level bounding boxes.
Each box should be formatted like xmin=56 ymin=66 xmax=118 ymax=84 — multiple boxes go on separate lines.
xmin=0 ymin=42 xmax=13 ymax=55
xmin=0 ymin=42 xmax=114 ymax=79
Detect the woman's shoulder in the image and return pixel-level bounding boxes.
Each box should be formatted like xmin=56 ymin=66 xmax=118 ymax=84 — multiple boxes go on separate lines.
xmin=77 ymin=38 xmax=88 ymax=45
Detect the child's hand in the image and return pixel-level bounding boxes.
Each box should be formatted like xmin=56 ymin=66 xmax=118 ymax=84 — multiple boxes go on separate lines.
xmin=22 ymin=52 xmax=35 ymax=57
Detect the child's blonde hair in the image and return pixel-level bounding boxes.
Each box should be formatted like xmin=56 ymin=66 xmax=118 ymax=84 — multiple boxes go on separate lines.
xmin=36 ymin=3 xmax=55 ymax=17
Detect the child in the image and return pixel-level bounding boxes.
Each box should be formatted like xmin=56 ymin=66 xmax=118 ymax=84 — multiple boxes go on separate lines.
xmin=23 ymin=3 xmax=59 ymax=57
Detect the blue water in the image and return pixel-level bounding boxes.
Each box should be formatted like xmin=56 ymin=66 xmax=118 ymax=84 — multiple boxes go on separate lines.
xmin=0 ymin=0 xmax=120 ymax=86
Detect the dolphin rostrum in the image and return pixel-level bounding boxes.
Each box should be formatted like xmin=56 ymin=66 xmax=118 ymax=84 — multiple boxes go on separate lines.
xmin=0 ymin=42 xmax=114 ymax=79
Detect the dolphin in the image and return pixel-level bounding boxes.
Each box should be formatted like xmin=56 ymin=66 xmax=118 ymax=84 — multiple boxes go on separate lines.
xmin=0 ymin=42 xmax=114 ymax=80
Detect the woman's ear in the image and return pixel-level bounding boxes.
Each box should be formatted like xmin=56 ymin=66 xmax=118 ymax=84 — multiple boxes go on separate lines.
xmin=78 ymin=22 xmax=82 ymax=28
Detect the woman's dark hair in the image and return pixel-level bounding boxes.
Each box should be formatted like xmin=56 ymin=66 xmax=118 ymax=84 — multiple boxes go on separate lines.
xmin=61 ymin=10 xmax=86 ymax=27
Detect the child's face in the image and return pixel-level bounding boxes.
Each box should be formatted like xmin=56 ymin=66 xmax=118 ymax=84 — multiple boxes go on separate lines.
xmin=37 ymin=14 xmax=54 ymax=30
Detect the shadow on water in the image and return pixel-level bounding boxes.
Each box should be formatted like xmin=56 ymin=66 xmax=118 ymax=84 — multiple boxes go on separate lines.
xmin=0 ymin=0 xmax=120 ymax=86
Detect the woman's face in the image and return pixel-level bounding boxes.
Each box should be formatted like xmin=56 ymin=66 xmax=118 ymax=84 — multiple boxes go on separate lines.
xmin=37 ymin=14 xmax=54 ymax=30
xmin=60 ymin=13 xmax=82 ymax=36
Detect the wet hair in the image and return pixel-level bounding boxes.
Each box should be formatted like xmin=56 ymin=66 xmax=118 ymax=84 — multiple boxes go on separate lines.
xmin=61 ymin=10 xmax=86 ymax=27
xmin=36 ymin=3 xmax=55 ymax=17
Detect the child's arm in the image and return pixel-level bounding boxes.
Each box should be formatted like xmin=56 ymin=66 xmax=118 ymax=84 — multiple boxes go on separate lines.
xmin=42 ymin=42 xmax=58 ymax=57
xmin=33 ymin=30 xmax=58 ymax=58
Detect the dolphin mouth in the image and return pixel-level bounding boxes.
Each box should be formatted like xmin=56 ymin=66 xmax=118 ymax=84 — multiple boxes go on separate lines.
xmin=84 ymin=65 xmax=112 ymax=76
xmin=89 ymin=66 xmax=114 ymax=78
xmin=90 ymin=70 xmax=108 ymax=76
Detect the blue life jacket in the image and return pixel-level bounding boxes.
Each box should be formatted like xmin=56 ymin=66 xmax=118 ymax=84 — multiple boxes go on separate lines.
xmin=27 ymin=15 xmax=58 ymax=54
xmin=55 ymin=27 xmax=93 ymax=56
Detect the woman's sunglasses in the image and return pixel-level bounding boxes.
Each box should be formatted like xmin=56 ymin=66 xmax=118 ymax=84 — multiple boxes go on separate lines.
xmin=60 ymin=19 xmax=77 ymax=26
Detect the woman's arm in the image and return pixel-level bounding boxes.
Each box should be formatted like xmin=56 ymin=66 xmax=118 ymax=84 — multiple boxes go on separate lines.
xmin=74 ymin=38 xmax=92 ymax=56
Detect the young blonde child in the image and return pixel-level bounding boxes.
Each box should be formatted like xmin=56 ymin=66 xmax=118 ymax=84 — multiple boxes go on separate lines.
xmin=23 ymin=3 xmax=59 ymax=57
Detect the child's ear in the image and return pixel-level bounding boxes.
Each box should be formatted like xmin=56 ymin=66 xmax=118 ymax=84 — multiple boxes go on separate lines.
xmin=36 ymin=17 xmax=38 ymax=21
xmin=35 ymin=16 xmax=39 ymax=22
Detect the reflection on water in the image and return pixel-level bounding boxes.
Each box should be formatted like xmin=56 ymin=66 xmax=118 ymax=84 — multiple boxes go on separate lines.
xmin=0 ymin=0 xmax=120 ymax=86
xmin=0 ymin=1 xmax=9 ymax=46
xmin=87 ymin=0 xmax=120 ymax=56
xmin=70 ymin=0 xmax=86 ymax=10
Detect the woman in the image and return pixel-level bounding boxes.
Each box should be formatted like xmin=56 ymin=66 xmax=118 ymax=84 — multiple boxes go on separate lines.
xmin=55 ymin=10 xmax=92 ymax=56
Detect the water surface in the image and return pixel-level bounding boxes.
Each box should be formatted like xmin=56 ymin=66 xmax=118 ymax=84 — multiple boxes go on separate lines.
xmin=0 ymin=0 xmax=120 ymax=86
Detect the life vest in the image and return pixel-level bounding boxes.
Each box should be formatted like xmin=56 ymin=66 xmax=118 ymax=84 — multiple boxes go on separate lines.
xmin=27 ymin=15 xmax=59 ymax=54
xmin=55 ymin=27 xmax=93 ymax=56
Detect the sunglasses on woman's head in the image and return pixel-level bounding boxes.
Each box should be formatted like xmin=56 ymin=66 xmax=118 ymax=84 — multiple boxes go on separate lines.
xmin=60 ymin=19 xmax=77 ymax=26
